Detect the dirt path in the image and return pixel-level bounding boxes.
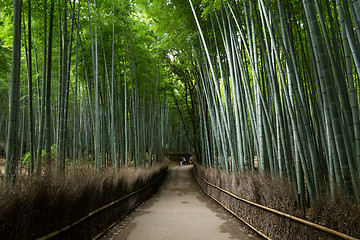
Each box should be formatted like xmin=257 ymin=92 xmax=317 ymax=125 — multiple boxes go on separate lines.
xmin=101 ymin=165 xmax=256 ymax=240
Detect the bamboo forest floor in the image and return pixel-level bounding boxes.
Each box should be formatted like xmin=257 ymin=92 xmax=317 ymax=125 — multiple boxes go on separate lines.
xmin=100 ymin=165 xmax=256 ymax=240
xmin=0 ymin=158 xmax=4 ymax=176
xmin=0 ymin=158 xmax=28 ymax=178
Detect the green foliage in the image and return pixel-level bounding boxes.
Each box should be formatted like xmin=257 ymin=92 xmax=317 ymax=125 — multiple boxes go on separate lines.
xmin=0 ymin=11 xmax=11 ymax=81
xmin=0 ymin=44 xmax=10 ymax=79
xmin=137 ymin=0 xmax=198 ymax=60
xmin=22 ymin=144 xmax=57 ymax=166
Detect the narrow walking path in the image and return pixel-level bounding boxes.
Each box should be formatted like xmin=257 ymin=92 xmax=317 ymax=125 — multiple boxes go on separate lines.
xmin=101 ymin=165 xmax=255 ymax=240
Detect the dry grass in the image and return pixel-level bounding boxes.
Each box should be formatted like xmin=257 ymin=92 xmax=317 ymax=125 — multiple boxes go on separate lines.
xmin=308 ymin=189 xmax=360 ymax=238
xmin=0 ymin=164 xmax=168 ymax=240
xmin=194 ymin=164 xmax=360 ymax=240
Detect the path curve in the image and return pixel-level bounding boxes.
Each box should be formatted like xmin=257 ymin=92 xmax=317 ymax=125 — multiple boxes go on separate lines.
xmin=101 ymin=165 xmax=256 ymax=240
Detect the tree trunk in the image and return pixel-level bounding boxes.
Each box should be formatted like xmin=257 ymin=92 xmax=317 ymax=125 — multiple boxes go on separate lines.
xmin=5 ymin=0 xmax=22 ymax=186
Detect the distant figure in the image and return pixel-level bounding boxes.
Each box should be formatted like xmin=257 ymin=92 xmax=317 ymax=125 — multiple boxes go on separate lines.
xmin=180 ymin=156 xmax=183 ymax=166
xmin=189 ymin=157 xmax=193 ymax=165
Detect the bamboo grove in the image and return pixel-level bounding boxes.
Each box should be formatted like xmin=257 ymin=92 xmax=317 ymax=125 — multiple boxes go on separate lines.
xmin=2 ymin=0 xmax=360 ymax=208
xmin=0 ymin=0 xmax=188 ymax=186
xmin=183 ymin=0 xmax=360 ymax=206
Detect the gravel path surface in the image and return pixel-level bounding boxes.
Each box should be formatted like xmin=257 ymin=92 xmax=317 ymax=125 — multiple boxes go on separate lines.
xmin=101 ymin=165 xmax=256 ymax=240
